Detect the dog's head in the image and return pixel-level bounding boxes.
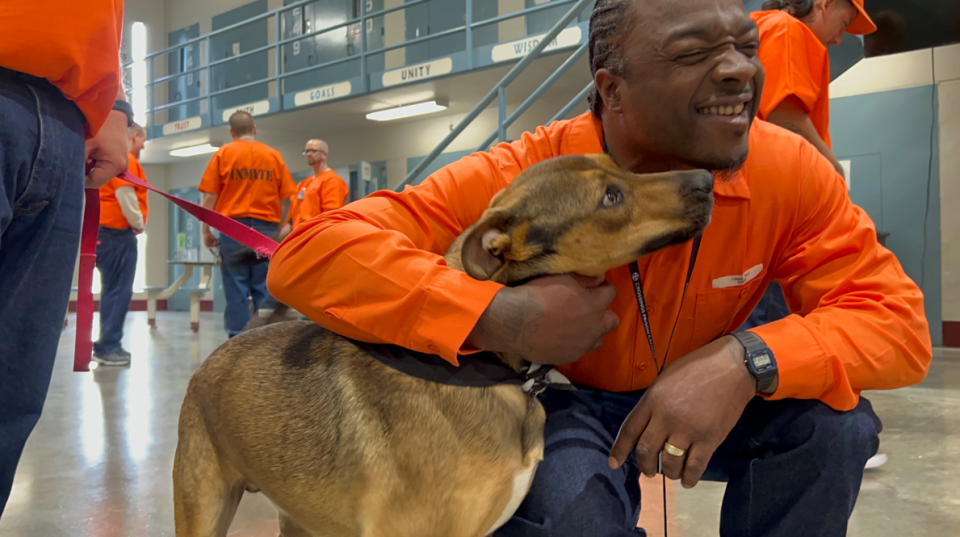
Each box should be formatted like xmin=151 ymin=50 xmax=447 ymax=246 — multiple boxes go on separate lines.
xmin=450 ymin=154 xmax=714 ymax=285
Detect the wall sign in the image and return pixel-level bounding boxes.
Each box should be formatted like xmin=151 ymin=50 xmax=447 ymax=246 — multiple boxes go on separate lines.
xmin=162 ymin=116 xmax=203 ymax=136
xmin=382 ymin=57 xmax=453 ymax=87
xmin=293 ymin=81 xmax=353 ymax=107
xmin=491 ymin=26 xmax=583 ymax=63
xmin=221 ymin=100 xmax=271 ymax=122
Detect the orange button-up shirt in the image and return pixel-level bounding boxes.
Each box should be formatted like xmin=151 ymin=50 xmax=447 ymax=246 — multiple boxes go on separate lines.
xmin=268 ymin=113 xmax=931 ymax=411
xmin=752 ymin=10 xmax=833 ymax=146
xmin=99 ymin=153 xmax=149 ymax=229
xmin=290 ymin=169 xmax=349 ymax=229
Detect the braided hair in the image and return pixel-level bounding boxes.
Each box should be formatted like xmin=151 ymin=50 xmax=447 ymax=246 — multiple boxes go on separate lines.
xmin=587 ymin=0 xmax=637 ymax=117
xmin=761 ymin=0 xmax=815 ymax=18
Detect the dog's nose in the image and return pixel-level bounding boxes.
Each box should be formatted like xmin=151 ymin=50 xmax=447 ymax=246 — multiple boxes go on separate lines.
xmin=691 ymin=170 xmax=714 ymax=194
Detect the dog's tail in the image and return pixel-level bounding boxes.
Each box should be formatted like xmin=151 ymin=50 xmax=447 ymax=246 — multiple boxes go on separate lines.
xmin=173 ymin=387 xmax=247 ymax=537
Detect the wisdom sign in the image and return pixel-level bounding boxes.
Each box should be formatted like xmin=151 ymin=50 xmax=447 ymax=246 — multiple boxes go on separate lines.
xmin=491 ymin=27 xmax=582 ymax=63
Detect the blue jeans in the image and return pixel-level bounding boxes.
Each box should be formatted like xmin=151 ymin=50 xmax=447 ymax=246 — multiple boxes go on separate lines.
xmin=0 ymin=69 xmax=85 ymax=515
xmin=218 ymin=217 xmax=277 ymax=336
xmin=94 ymin=226 xmax=138 ymax=355
xmin=496 ymin=388 xmax=881 ymax=537
xmin=737 ymin=282 xmax=790 ymax=332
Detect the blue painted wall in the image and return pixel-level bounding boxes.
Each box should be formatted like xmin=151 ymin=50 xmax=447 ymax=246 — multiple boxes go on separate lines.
xmin=830 ymin=85 xmax=942 ymax=345
xmin=406 ymin=149 xmax=475 ymax=186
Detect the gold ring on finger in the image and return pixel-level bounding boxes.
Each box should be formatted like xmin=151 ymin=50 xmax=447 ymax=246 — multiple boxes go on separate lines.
xmin=663 ymin=442 xmax=687 ymax=457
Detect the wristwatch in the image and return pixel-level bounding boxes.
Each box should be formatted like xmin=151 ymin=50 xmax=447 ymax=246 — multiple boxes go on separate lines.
xmin=732 ymin=331 xmax=778 ymax=394
xmin=113 ymin=99 xmax=134 ymax=127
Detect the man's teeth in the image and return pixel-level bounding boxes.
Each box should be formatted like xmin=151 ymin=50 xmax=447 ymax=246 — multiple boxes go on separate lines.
xmin=699 ymin=103 xmax=746 ymax=116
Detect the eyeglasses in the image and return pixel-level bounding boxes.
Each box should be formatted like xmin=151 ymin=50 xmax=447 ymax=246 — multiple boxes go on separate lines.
xmin=302 ymin=149 xmax=321 ymax=155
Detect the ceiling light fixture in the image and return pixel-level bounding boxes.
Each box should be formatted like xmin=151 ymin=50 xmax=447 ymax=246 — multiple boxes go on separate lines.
xmin=170 ymin=143 xmax=220 ymax=157
xmin=366 ymin=100 xmax=448 ymax=121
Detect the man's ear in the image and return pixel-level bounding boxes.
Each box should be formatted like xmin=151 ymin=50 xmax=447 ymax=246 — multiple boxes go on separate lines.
xmin=461 ymin=226 xmax=511 ymax=281
xmin=594 ymin=69 xmax=623 ymax=113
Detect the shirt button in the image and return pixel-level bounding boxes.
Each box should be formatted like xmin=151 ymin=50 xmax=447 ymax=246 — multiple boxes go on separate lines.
xmin=428 ymin=344 xmax=440 ymax=354
xmin=636 ymin=362 xmax=647 ymax=371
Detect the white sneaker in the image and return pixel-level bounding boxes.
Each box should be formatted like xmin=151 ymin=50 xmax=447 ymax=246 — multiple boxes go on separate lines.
xmin=865 ymin=453 xmax=888 ymax=469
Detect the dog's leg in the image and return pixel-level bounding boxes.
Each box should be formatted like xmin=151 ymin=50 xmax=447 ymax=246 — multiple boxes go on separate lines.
xmin=278 ymin=513 xmax=312 ymax=537
xmin=173 ymin=395 xmax=246 ymax=537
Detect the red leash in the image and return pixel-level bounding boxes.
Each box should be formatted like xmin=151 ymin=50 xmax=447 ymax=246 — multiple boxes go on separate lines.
xmin=72 ymin=172 xmax=280 ymax=371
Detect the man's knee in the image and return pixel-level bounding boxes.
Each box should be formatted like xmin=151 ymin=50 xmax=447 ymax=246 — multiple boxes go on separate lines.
xmin=772 ymin=397 xmax=881 ymax=468
xmin=496 ymin=390 xmax=640 ymax=537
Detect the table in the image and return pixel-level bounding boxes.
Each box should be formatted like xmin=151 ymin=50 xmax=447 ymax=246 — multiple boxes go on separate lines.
xmin=145 ymin=261 xmax=218 ymax=332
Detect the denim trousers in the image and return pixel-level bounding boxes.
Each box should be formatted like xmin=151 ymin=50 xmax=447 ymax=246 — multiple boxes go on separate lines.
xmin=495 ymin=388 xmax=881 ymax=537
xmin=0 ymin=69 xmax=85 ymax=515
xmin=218 ymin=216 xmax=277 ymax=336
xmin=94 ymin=226 xmax=138 ymax=355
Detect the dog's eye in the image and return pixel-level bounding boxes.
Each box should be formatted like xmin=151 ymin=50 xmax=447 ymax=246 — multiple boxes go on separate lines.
xmin=601 ymin=186 xmax=624 ymax=208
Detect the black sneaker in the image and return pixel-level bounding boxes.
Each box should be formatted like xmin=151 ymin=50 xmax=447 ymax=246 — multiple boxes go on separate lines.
xmin=93 ymin=351 xmax=131 ymax=366
xmin=116 ymin=347 xmax=132 ymax=358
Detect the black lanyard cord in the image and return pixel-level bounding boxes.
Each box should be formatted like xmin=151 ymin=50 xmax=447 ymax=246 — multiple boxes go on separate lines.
xmin=628 ymin=235 xmax=702 ymax=374
xmin=627 ymin=234 xmax=702 ymax=537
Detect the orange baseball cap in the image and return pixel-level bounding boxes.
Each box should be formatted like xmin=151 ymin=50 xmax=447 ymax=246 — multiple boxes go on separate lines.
xmin=845 ymin=0 xmax=877 ymax=35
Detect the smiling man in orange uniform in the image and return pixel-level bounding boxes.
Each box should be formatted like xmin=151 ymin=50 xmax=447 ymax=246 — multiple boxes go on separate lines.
xmin=200 ymin=111 xmax=297 ymax=337
xmin=0 ymin=0 xmax=129 ymax=516
xmin=94 ymin=124 xmax=151 ymax=367
xmin=268 ymin=0 xmax=930 ymax=534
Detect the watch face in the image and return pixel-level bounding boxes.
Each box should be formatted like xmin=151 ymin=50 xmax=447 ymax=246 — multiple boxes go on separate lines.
xmin=752 ymin=352 xmax=772 ymax=369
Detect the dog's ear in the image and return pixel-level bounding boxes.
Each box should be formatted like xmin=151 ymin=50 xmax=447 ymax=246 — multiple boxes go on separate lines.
xmin=461 ymin=226 xmax=511 ymax=281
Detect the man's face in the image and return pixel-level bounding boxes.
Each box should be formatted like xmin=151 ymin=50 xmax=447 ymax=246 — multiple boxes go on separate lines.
xmin=304 ymin=142 xmax=324 ymax=166
xmin=808 ymin=0 xmax=858 ymax=47
xmin=609 ymin=0 xmax=762 ymax=171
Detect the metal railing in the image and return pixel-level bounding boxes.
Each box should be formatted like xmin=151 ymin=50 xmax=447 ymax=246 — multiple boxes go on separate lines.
xmin=395 ymin=0 xmax=594 ymax=191
xmin=123 ymin=0 xmax=590 ymax=129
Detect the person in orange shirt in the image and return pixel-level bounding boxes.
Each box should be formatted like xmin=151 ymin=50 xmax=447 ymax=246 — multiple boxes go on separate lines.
xmin=752 ymin=0 xmax=876 ymax=176
xmin=268 ymin=0 xmax=931 ymax=534
xmin=94 ymin=124 xmax=150 ymax=367
xmin=0 ymin=0 xmax=129 ymax=515
xmin=744 ymin=0 xmax=881 ymax=466
xmin=199 ymin=111 xmax=297 ymax=337
xmin=286 ymin=139 xmax=349 ymax=232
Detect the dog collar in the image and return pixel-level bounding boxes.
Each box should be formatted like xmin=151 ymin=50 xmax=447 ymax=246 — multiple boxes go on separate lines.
xmin=351 ymin=339 xmax=574 ymax=394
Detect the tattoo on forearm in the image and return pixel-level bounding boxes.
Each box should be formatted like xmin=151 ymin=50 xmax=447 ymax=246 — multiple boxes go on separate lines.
xmin=478 ymin=290 xmax=544 ymax=352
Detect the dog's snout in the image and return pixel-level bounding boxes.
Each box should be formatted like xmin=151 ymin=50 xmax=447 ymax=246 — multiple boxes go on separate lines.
xmin=688 ymin=170 xmax=714 ymax=194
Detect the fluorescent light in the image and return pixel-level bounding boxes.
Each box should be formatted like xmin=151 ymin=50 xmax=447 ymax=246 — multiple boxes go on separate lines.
xmin=170 ymin=144 xmax=219 ymax=157
xmin=366 ymin=100 xmax=448 ymax=121
xmin=131 ymin=22 xmax=148 ymax=125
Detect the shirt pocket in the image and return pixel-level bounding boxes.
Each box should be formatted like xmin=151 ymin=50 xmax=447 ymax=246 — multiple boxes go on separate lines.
xmin=692 ymin=279 xmax=766 ymax=342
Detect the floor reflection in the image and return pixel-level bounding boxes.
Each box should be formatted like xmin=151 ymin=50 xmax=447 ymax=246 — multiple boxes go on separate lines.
xmin=1 ymin=313 xmax=958 ymax=537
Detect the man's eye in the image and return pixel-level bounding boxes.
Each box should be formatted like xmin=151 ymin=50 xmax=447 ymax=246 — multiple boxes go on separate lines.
xmin=676 ymin=50 xmax=707 ymax=61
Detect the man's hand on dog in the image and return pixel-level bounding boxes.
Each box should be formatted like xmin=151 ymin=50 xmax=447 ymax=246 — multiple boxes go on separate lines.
xmin=466 ymin=274 xmax=619 ymax=366
xmin=607 ymin=336 xmax=757 ymax=489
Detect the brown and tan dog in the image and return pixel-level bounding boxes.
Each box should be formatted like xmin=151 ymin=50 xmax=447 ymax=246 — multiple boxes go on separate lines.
xmin=173 ymin=154 xmax=714 ymax=537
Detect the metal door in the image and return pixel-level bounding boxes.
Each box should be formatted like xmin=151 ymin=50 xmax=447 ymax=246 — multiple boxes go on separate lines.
xmin=210 ymin=0 xmax=270 ymax=110
xmin=167 ymin=24 xmax=201 ymax=121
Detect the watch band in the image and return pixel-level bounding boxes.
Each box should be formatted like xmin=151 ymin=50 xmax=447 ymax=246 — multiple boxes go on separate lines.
xmin=113 ymin=99 xmax=134 ymax=127
xmin=734 ymin=330 xmax=765 ymax=353
xmin=733 ymin=331 xmax=777 ymax=393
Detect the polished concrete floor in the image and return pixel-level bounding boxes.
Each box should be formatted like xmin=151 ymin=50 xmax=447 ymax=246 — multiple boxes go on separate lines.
xmin=1 ymin=311 xmax=958 ymax=536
